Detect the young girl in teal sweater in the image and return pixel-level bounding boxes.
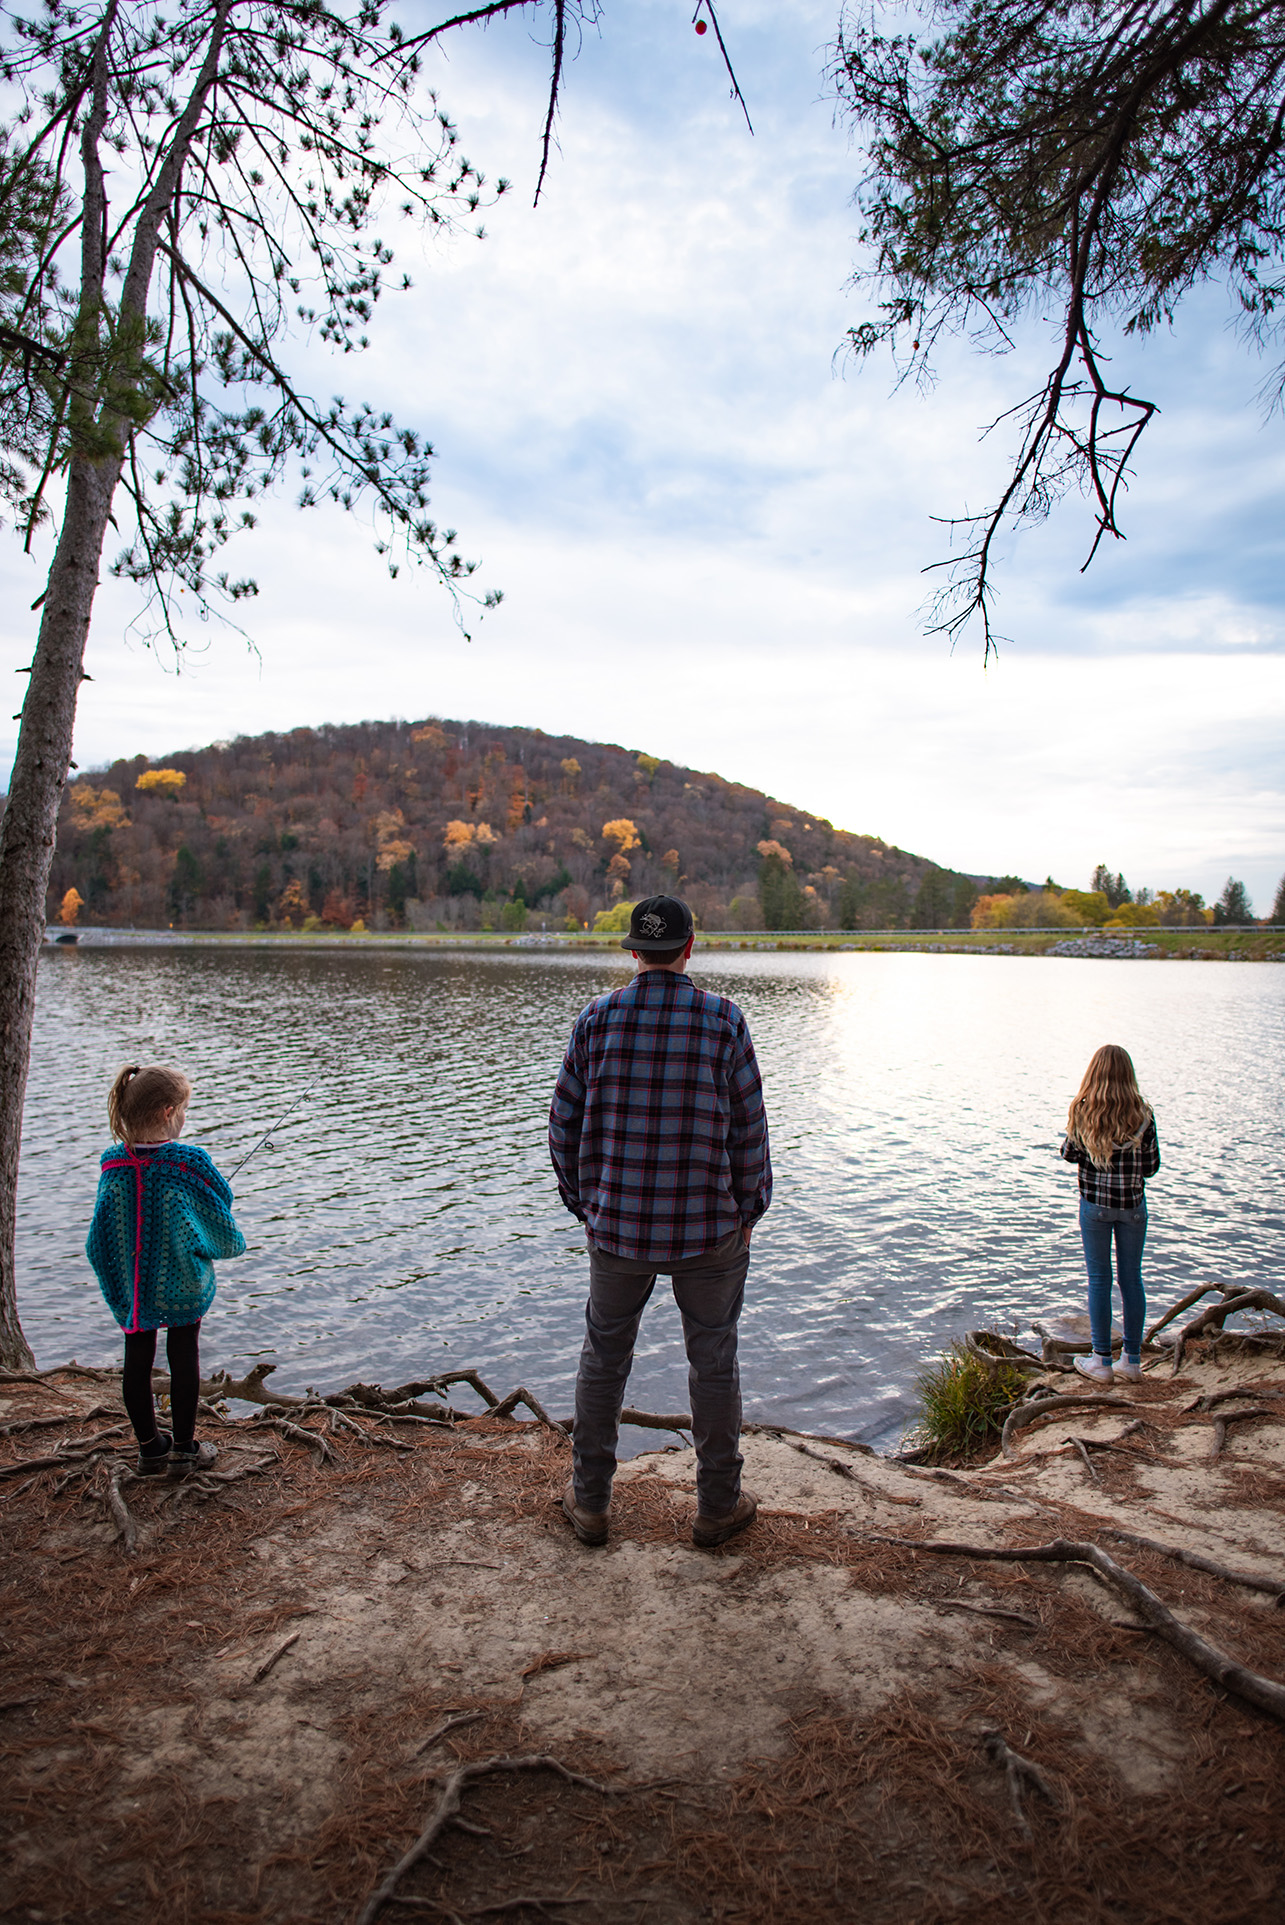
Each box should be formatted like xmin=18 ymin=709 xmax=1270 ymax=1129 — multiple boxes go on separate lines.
xmin=87 ymin=1064 xmax=246 ymax=1475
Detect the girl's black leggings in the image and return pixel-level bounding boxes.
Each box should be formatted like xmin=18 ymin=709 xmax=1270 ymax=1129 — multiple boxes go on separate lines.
xmin=122 ymin=1322 xmax=201 ymax=1446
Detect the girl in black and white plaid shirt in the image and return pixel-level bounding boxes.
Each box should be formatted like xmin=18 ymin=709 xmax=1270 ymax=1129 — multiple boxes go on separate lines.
xmin=1060 ymin=1044 xmax=1161 ymax=1386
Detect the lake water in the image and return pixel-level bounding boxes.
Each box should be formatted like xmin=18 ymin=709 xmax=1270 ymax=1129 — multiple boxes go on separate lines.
xmin=17 ymin=945 xmax=1285 ymax=1450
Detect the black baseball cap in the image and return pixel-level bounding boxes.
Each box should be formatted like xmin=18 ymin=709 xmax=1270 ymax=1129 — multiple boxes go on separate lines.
xmin=620 ymin=895 xmax=695 ymax=953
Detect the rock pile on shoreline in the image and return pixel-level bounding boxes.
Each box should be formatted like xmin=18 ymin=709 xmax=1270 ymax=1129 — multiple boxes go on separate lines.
xmin=1048 ymin=936 xmax=1162 ymax=958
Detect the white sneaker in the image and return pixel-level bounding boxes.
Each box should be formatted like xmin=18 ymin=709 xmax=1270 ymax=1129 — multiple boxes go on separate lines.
xmin=1114 ymin=1357 xmax=1143 ymax=1382
xmin=1073 ymin=1354 xmax=1114 ymax=1386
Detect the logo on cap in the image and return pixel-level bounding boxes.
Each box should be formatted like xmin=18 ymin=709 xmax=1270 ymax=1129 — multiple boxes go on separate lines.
xmin=639 ymin=911 xmax=665 ymax=937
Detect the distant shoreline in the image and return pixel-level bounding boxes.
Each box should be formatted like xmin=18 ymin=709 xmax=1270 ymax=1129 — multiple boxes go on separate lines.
xmin=42 ymin=925 xmax=1285 ymax=961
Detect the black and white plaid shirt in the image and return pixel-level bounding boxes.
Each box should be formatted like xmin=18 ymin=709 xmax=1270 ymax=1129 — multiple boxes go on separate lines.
xmin=1060 ymin=1116 xmax=1160 ymax=1208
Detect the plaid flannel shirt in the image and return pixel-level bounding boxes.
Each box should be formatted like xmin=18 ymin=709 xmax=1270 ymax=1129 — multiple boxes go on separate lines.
xmin=549 ymin=968 xmax=772 ymax=1263
xmin=1060 ymin=1115 xmax=1160 ymax=1207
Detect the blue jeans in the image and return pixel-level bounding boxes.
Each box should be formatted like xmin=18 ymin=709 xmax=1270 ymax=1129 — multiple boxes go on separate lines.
xmin=1079 ymin=1200 xmax=1147 ymax=1361
xmin=573 ymin=1227 xmax=749 ymax=1516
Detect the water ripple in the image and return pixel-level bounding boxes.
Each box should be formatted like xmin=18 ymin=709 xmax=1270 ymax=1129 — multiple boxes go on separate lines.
xmin=17 ymin=946 xmax=1285 ymax=1449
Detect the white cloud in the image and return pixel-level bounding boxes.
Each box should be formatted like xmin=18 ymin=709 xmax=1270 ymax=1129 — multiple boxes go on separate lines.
xmin=2 ymin=0 xmax=1283 ymax=908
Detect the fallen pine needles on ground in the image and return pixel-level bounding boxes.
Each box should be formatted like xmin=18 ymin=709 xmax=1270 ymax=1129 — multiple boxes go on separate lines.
xmin=2 ymin=1362 xmax=1283 ymax=1923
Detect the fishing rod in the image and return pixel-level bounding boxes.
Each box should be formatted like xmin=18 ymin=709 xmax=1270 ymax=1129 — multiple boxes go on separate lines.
xmin=229 ymin=1084 xmax=313 ymax=1178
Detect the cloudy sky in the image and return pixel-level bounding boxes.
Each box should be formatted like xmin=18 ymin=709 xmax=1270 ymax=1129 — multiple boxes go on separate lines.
xmin=3 ymin=0 xmax=1283 ymax=906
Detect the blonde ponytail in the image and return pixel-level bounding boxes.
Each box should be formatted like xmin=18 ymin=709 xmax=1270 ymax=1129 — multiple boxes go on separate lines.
xmin=107 ymin=1064 xmax=191 ymax=1143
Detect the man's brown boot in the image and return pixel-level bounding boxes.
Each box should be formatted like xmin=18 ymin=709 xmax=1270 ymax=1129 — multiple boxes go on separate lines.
xmin=561 ymin=1478 xmax=610 ymax=1547
xmin=692 ymin=1489 xmax=757 ymax=1549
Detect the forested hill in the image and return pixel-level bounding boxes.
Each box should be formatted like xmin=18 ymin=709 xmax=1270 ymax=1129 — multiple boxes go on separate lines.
xmin=44 ymin=717 xmax=993 ymax=932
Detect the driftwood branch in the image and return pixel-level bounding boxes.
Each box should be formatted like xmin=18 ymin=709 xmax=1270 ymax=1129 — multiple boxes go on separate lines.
xmin=200 ymin=1361 xmax=289 ymax=1405
xmin=1104 ymin=1530 xmax=1285 ymax=1602
xmin=861 ymin=1534 xmax=1285 ymax=1722
xmin=355 ymin=1755 xmax=625 ymax=1925
xmin=981 ymin=1728 xmax=1059 ymax=1835
xmin=1001 ymin=1394 xmax=1141 ymax=1459
xmin=488 ymin=1387 xmax=568 ymax=1438
xmin=251 ymin=1630 xmax=300 ymax=1683
xmin=621 ymin=1407 xmax=691 ymax=1434
xmin=965 ymin=1330 xmax=1047 ymax=1374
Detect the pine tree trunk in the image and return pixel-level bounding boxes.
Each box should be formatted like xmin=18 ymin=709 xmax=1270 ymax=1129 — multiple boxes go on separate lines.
xmin=0 ymin=455 xmax=121 ymax=1366
xmin=0 ymin=2 xmax=229 ymax=1367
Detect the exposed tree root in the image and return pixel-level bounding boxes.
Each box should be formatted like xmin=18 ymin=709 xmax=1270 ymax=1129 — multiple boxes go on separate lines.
xmin=250 ymin=1414 xmax=338 ymax=1466
xmin=0 ymin=1445 xmax=108 ymax=1480
xmin=775 ymin=1435 xmax=883 ymax=1485
xmin=0 ymin=1403 xmax=120 ymax=1436
xmin=0 ymin=1363 xmax=108 ymax=1387
xmin=355 ymin=1756 xmax=626 ymax=1925
xmin=1000 ymin=1393 xmax=1142 ymax=1458
xmin=1186 ymin=1384 xmax=1285 ymax=1414
xmin=936 ymin=1599 xmax=1040 ymax=1629
xmin=1210 ymin=1407 xmax=1273 ymax=1458
xmin=980 ymin=1727 xmax=1061 ymax=1836
xmin=416 ymin=1711 xmax=486 ymax=1756
xmin=103 ymin=1462 xmax=138 ymax=1554
xmin=1145 ymin=1284 xmax=1224 ymax=1346
xmin=1172 ymin=1291 xmax=1285 ymax=1374
xmin=165 ymin=1451 xmax=278 ymax=1506
xmin=860 ymin=1533 xmax=1285 ymax=1722
xmin=1103 ymin=1529 xmax=1285 ymax=1602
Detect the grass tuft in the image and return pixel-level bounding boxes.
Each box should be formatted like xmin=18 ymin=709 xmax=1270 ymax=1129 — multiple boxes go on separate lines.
xmin=905 ymin=1336 xmax=1028 ymax=1463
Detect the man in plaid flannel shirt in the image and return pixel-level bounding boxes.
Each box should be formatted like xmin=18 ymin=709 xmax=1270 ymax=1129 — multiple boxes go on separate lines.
xmin=549 ymin=895 xmax=772 ymax=1549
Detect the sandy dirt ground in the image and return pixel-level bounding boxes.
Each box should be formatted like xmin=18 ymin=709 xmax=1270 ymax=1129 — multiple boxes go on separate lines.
xmin=1 ymin=1342 xmax=1283 ymax=1925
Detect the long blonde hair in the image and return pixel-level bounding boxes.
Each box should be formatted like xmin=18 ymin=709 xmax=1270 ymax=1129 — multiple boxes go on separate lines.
xmin=107 ymin=1064 xmax=191 ymax=1143
xmin=1066 ymin=1045 xmax=1151 ymax=1168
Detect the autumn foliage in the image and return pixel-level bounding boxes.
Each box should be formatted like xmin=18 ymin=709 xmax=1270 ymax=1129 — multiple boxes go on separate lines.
xmin=39 ymin=717 xmax=983 ymax=932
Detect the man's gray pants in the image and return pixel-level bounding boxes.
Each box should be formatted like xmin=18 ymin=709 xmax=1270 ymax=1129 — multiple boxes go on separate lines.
xmin=572 ymin=1226 xmax=749 ymax=1518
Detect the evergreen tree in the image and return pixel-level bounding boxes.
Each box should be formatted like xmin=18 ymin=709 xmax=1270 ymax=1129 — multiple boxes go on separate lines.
xmin=168 ymin=845 xmax=203 ymax=925
xmin=1216 ymin=877 xmax=1254 ymax=925
xmin=838 ymin=873 xmax=866 ymax=930
xmin=1272 ymin=874 xmax=1285 ymax=925
xmin=759 ymin=852 xmax=806 ymax=930
xmin=1091 ymin=865 xmax=1132 ymax=910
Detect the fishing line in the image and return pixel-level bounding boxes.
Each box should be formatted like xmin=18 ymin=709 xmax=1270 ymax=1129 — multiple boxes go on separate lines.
xmin=229 ymin=1083 xmax=314 ymax=1178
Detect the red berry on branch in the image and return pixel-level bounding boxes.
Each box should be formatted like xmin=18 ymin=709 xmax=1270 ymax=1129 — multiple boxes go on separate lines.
xmin=695 ymin=18 xmax=708 ymax=32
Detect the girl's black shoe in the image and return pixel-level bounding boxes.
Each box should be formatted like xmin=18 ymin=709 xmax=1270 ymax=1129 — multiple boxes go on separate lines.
xmin=169 ymin=1441 xmax=218 ymax=1477
xmin=136 ymin=1431 xmax=173 ymax=1476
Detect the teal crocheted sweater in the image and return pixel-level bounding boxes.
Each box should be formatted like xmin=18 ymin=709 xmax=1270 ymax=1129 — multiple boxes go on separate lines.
xmin=86 ymin=1141 xmax=246 ymax=1333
